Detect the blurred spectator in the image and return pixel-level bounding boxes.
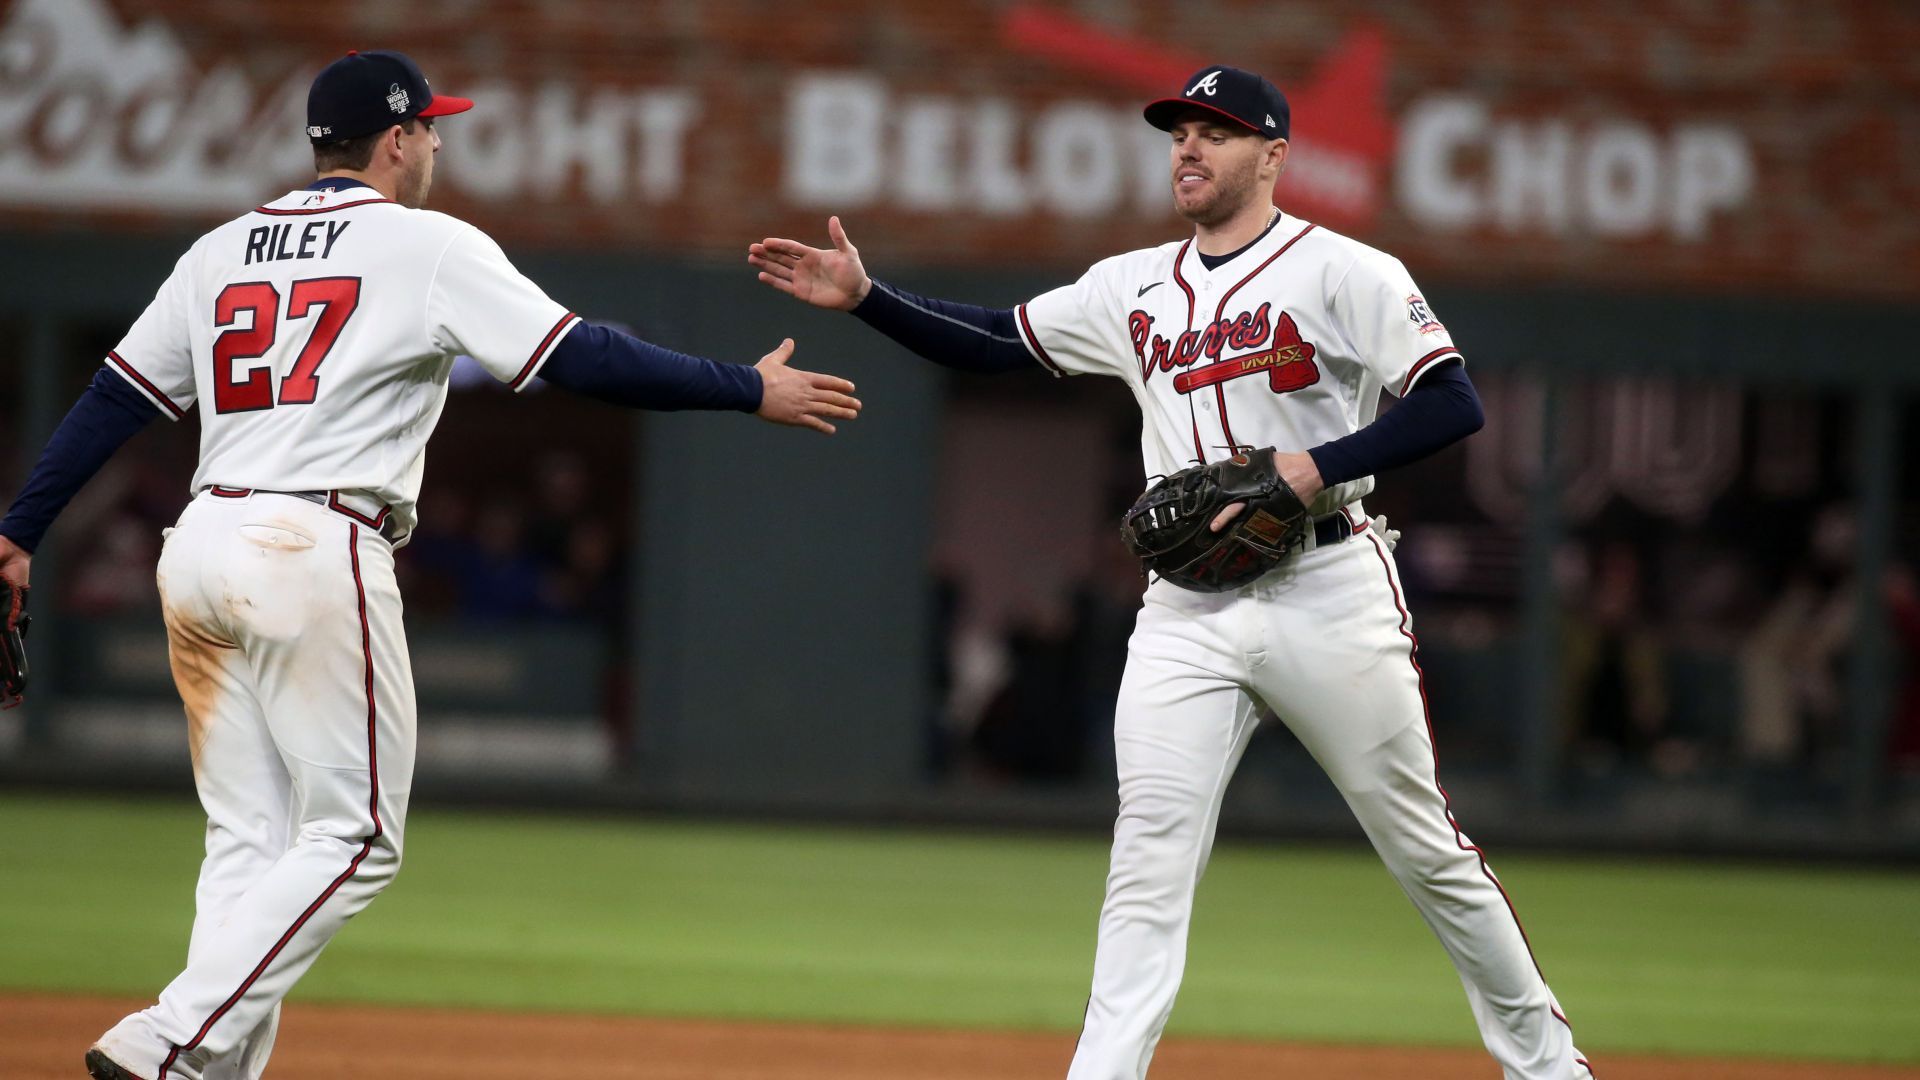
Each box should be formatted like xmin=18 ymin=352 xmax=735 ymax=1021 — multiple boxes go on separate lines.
xmin=1562 ymin=541 xmax=1675 ymax=773
xmin=526 ymin=451 xmax=594 ymax=569
xmin=444 ymin=500 xmax=548 ymax=621
xmin=1738 ymin=505 xmax=1855 ymax=776
xmin=970 ymin=596 xmax=1086 ymax=781
xmin=926 ymin=571 xmax=962 ymax=777
xmin=542 ymin=518 xmax=622 ymax=624
xmin=394 ymin=489 xmax=476 ymax=612
xmin=1886 ymin=563 xmax=1920 ymax=774
xmin=398 ymin=457 xmax=624 ymax=626
xmin=1066 ymin=529 xmax=1145 ymax=770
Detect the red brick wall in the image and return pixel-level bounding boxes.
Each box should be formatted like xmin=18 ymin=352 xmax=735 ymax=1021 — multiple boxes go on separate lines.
xmin=4 ymin=0 xmax=1915 ymax=298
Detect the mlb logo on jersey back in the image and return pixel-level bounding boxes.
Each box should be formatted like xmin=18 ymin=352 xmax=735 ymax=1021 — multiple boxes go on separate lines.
xmin=1406 ymin=294 xmax=1444 ymax=334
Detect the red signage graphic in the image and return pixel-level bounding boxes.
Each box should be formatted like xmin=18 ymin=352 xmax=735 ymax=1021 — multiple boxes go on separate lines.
xmin=0 ymin=0 xmax=1905 ymax=299
xmin=1001 ymin=6 xmax=1395 ymax=233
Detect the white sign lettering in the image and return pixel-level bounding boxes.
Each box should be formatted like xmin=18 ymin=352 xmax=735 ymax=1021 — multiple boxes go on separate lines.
xmin=784 ymin=73 xmax=1167 ymax=220
xmin=1397 ymin=95 xmax=1754 ymax=241
xmin=0 ymin=0 xmax=697 ymax=213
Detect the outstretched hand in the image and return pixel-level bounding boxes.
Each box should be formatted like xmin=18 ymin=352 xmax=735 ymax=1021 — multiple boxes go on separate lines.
xmin=748 ymin=216 xmax=872 ymax=311
xmin=754 ymin=338 xmax=862 ymax=434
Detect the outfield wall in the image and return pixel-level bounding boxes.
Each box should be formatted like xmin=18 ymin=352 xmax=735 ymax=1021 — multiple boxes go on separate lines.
xmin=1 ymin=0 xmax=1916 ymax=855
xmin=2 ymin=233 xmax=1914 ymax=857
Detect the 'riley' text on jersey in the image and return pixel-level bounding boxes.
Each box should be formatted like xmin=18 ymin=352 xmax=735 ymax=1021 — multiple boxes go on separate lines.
xmin=244 ymin=221 xmax=353 ymax=265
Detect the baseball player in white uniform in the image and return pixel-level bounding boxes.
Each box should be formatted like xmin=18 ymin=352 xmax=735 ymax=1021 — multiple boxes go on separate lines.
xmin=0 ymin=50 xmax=859 ymax=1080
xmin=750 ymin=65 xmax=1590 ymax=1079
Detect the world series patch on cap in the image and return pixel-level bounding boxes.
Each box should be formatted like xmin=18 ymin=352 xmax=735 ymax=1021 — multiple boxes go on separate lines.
xmin=307 ymin=50 xmax=473 ymax=145
xmin=1143 ymin=65 xmax=1290 ymax=141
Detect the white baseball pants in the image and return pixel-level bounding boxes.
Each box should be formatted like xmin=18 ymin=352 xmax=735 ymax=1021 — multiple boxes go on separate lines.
xmin=1067 ymin=522 xmax=1590 ymax=1080
xmin=94 ymin=491 xmax=415 ymax=1080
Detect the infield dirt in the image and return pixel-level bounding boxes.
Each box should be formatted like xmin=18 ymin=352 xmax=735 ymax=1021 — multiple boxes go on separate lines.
xmin=4 ymin=992 xmax=1917 ymax=1080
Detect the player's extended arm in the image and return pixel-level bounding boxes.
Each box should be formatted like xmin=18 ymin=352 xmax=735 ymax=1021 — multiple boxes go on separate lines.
xmin=1306 ymin=361 xmax=1483 ymax=488
xmin=0 ymin=368 xmax=165 ymax=571
xmin=749 ymin=217 xmax=1037 ymax=375
xmin=539 ymin=322 xmax=860 ymax=435
xmin=1212 ymin=363 xmax=1483 ymax=532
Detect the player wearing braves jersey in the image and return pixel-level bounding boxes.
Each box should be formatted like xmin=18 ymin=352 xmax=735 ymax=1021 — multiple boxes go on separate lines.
xmin=0 ymin=50 xmax=859 ymax=1080
xmin=751 ymin=65 xmax=1589 ymax=1079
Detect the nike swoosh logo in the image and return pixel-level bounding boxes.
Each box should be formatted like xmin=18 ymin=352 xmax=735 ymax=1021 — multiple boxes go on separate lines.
xmin=1137 ymin=282 xmax=1164 ymax=297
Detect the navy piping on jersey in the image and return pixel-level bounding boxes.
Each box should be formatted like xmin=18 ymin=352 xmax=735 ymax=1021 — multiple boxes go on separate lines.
xmin=1402 ymin=345 xmax=1464 ymax=396
xmin=105 ymin=351 xmax=187 ymax=419
xmin=254 ymin=198 xmax=394 ymax=216
xmin=1192 ymin=209 xmax=1287 ymax=272
xmin=1361 ymin=528 xmax=1589 ymax=1075
xmin=1168 ymin=240 xmax=1205 ymax=462
xmin=1201 ymin=222 xmax=1317 ymax=454
xmin=255 ymin=177 xmax=391 ymax=215
xmin=1014 ymin=306 xmax=1063 ymax=376
xmin=306 ymin=177 xmax=377 ymax=193
xmin=1210 ymin=223 xmax=1317 ymax=323
xmin=350 ymin=525 xmax=387 ymax=840
xmin=327 ymin=491 xmax=392 ymax=531
xmin=508 ymin=312 xmax=581 ymax=391
xmin=157 ymin=523 xmax=386 ymax=1080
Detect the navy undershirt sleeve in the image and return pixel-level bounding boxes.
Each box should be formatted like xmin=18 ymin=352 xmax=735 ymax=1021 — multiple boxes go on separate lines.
xmin=0 ymin=367 xmax=163 ymax=553
xmin=538 ymin=321 xmax=762 ymax=412
xmin=849 ymin=280 xmax=1037 ymax=374
xmin=1306 ymin=361 xmax=1483 ymax=486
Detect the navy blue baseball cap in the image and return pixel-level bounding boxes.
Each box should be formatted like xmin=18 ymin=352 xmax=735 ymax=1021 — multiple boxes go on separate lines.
xmin=307 ymin=50 xmax=473 ymax=145
xmin=1144 ymin=65 xmax=1289 ymax=141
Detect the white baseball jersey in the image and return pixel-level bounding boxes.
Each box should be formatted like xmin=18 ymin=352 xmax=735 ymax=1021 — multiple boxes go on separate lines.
xmin=1017 ymin=215 xmax=1588 ymax=1080
xmin=104 ymin=183 xmax=582 ymax=536
xmin=1013 ymin=212 xmax=1461 ymax=516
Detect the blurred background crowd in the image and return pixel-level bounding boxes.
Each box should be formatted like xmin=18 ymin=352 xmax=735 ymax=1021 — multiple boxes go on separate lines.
xmin=2 ymin=0 xmax=1915 ymax=854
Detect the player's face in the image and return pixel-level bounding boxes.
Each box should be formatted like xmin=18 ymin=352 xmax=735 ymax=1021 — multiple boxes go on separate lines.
xmin=1168 ymin=118 xmax=1271 ymax=226
xmin=397 ymin=118 xmax=440 ymax=209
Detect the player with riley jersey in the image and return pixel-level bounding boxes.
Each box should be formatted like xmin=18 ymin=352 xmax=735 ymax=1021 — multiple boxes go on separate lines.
xmin=751 ymin=66 xmax=1590 ymax=1079
xmin=0 ymin=50 xmax=858 ymax=1080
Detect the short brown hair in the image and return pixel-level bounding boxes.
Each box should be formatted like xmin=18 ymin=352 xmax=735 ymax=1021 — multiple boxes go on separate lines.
xmin=313 ymin=119 xmax=416 ymax=172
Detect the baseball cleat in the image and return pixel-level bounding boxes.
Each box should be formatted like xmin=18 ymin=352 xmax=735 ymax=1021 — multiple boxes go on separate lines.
xmin=85 ymin=1047 xmax=151 ymax=1080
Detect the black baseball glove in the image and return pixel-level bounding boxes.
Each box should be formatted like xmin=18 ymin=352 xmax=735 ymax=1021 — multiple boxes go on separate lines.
xmin=2 ymin=582 xmax=28 ymax=709
xmin=1120 ymin=447 xmax=1310 ymax=593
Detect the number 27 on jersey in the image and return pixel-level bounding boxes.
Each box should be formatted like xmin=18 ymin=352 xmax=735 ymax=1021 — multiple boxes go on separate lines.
xmin=212 ymin=277 xmax=362 ymax=414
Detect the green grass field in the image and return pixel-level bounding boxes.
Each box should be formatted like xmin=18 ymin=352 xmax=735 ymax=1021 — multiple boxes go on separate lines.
xmin=3 ymin=793 xmax=1917 ymax=1063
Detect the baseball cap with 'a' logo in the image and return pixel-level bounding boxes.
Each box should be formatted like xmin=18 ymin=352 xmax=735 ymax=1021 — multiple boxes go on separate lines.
xmin=306 ymin=50 xmax=474 ymax=145
xmin=1143 ymin=65 xmax=1290 ymax=141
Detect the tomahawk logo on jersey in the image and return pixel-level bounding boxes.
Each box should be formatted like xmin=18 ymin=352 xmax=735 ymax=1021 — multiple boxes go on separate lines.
xmin=104 ymin=182 xmax=580 ymax=540
xmin=1015 ymin=214 xmax=1461 ymax=516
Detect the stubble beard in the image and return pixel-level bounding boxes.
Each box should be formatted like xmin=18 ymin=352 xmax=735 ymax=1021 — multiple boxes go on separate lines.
xmin=399 ymin=157 xmax=433 ymax=209
xmin=1173 ymin=155 xmax=1262 ymax=227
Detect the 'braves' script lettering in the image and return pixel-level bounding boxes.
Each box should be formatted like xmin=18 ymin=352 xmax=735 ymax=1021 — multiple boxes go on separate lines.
xmin=1130 ymin=303 xmax=1276 ymax=384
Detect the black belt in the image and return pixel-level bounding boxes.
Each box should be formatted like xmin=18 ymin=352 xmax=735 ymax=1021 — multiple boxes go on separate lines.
xmin=207 ymin=486 xmax=402 ymax=542
xmin=1309 ymin=510 xmax=1361 ymax=551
